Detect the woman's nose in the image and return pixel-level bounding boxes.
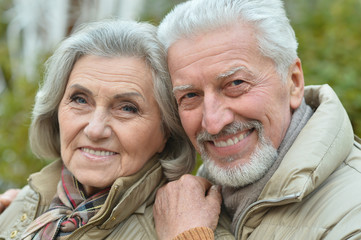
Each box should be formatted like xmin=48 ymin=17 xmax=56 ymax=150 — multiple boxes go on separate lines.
xmin=84 ymin=109 xmax=112 ymax=141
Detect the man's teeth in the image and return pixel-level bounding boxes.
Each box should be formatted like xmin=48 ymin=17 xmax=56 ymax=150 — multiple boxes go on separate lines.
xmin=82 ymin=148 xmax=116 ymax=156
xmin=214 ymin=131 xmax=249 ymax=147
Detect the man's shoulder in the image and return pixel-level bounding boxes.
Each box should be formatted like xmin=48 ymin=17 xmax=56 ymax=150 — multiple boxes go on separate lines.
xmin=343 ymin=137 xmax=361 ymax=174
xmin=354 ymin=135 xmax=361 ymax=150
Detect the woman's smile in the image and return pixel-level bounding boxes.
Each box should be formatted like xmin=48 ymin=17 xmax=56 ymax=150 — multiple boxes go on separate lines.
xmin=80 ymin=147 xmax=118 ymax=158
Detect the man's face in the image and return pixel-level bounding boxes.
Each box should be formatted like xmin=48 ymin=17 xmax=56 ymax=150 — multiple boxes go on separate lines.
xmin=168 ymin=23 xmax=302 ymax=186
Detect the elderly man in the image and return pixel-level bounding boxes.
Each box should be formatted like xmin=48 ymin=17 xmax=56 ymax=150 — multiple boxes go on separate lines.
xmin=153 ymin=0 xmax=361 ymax=239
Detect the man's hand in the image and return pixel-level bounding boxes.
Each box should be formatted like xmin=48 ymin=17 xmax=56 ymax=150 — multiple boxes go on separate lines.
xmin=0 ymin=189 xmax=20 ymax=213
xmin=153 ymin=174 xmax=222 ymax=240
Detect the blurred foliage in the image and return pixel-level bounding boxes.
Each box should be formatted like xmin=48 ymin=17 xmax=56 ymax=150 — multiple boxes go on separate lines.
xmin=285 ymin=0 xmax=361 ymax=137
xmin=0 ymin=78 xmax=45 ymax=190
xmin=1 ymin=0 xmax=361 ymax=190
xmin=0 ymin=0 xmax=44 ymax=189
xmin=0 ymin=0 xmax=11 ymax=87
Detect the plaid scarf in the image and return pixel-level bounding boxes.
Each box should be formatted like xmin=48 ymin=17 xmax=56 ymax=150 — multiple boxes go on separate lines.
xmin=22 ymin=166 xmax=110 ymax=240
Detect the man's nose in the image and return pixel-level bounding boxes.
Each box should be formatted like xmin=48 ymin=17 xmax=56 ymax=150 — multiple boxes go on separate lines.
xmin=84 ymin=109 xmax=112 ymax=141
xmin=201 ymin=93 xmax=234 ymax=135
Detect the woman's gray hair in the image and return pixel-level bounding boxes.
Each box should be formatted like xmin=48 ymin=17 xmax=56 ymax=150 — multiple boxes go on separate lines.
xmin=158 ymin=0 xmax=299 ymax=81
xmin=29 ymin=19 xmax=196 ymax=181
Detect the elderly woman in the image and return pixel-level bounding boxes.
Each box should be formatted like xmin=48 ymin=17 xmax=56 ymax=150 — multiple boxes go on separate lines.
xmin=0 ymin=19 xmax=200 ymax=239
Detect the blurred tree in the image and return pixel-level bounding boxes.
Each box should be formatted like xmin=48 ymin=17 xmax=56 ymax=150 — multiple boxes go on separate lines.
xmin=0 ymin=0 xmax=12 ymax=91
xmin=0 ymin=77 xmax=41 ymax=190
xmin=0 ymin=0 xmax=42 ymax=190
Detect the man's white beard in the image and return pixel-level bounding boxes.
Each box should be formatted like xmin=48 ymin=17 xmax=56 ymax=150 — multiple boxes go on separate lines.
xmin=197 ymin=121 xmax=278 ymax=188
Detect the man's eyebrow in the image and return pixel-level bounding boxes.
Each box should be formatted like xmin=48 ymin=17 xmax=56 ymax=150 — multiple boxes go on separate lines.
xmin=173 ymin=84 xmax=193 ymax=93
xmin=216 ymin=66 xmax=252 ymax=80
xmin=172 ymin=67 xmax=253 ymax=93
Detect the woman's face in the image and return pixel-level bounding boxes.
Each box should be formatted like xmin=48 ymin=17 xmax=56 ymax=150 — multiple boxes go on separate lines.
xmin=58 ymin=55 xmax=167 ymax=195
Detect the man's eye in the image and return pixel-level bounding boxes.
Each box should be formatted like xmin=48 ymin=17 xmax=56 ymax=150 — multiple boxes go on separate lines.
xmin=184 ymin=92 xmax=197 ymax=98
xmin=230 ymin=80 xmax=244 ymax=86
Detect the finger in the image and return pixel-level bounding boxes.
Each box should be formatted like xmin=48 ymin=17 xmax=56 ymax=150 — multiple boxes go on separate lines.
xmin=206 ymin=185 xmax=222 ymax=205
xmin=0 ymin=189 xmax=20 ymax=206
xmin=0 ymin=202 xmax=4 ymax=213
xmin=193 ymin=175 xmax=213 ymax=192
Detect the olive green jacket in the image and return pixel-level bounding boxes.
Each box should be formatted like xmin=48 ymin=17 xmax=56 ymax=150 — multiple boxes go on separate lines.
xmin=231 ymin=85 xmax=361 ymax=239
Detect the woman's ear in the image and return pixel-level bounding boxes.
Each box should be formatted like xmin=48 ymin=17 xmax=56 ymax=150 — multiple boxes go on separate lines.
xmin=288 ymin=58 xmax=305 ymax=110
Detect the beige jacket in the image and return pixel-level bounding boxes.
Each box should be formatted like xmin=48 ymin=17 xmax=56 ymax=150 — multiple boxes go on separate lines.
xmin=0 ymin=156 xmax=233 ymax=239
xmin=232 ymin=85 xmax=361 ymax=239
xmin=0 ymin=157 xmax=165 ymax=239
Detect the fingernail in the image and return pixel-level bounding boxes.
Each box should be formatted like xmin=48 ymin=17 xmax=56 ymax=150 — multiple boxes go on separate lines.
xmin=0 ymin=196 xmax=12 ymax=201
xmin=211 ymin=185 xmax=221 ymax=192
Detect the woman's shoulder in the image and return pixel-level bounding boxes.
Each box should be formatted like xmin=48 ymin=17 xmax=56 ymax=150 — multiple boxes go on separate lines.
xmin=0 ymin=185 xmax=39 ymax=239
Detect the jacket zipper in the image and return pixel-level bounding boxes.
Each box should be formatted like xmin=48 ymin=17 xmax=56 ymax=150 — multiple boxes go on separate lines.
xmin=234 ymin=192 xmax=301 ymax=239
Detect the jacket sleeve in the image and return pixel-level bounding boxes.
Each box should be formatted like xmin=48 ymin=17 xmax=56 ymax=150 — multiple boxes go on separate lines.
xmin=172 ymin=227 xmax=214 ymax=240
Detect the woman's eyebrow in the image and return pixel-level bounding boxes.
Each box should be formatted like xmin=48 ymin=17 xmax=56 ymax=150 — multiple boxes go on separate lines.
xmin=69 ymin=84 xmax=93 ymax=95
xmin=69 ymin=84 xmax=145 ymax=101
xmin=113 ymin=92 xmax=145 ymax=101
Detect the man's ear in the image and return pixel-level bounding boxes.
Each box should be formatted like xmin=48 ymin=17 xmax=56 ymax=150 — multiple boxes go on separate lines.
xmin=289 ymin=58 xmax=304 ymax=110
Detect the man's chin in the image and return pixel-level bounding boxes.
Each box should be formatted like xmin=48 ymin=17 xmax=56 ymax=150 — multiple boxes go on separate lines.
xmin=203 ymin=161 xmax=264 ymax=188
xmin=201 ymin=147 xmax=278 ymax=188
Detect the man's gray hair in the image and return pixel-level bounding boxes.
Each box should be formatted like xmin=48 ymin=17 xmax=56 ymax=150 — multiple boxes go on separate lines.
xmin=158 ymin=0 xmax=299 ymax=81
xmin=29 ymin=19 xmax=195 ymax=180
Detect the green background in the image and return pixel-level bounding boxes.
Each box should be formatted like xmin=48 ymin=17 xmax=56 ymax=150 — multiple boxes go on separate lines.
xmin=1 ymin=0 xmax=360 ymax=191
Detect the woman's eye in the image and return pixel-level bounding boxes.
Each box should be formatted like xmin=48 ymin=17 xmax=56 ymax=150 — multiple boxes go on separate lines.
xmin=71 ymin=95 xmax=87 ymax=104
xmin=121 ymin=105 xmax=138 ymax=113
xmin=230 ymin=80 xmax=244 ymax=86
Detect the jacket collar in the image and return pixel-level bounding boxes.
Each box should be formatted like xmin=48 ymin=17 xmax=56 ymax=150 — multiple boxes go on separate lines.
xmin=95 ymin=156 xmax=164 ymax=229
xmin=28 ymin=155 xmax=165 ymax=230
